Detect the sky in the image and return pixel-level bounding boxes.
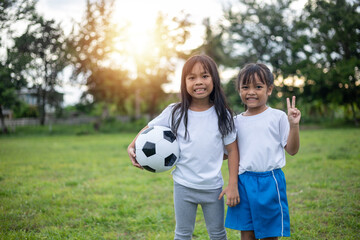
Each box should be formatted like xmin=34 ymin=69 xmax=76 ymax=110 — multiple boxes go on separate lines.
xmin=35 ymin=0 xmax=306 ymax=106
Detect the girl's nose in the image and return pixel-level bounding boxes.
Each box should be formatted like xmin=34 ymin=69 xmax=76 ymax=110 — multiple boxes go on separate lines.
xmin=195 ymin=77 xmax=203 ymax=85
xmin=248 ymin=87 xmax=255 ymax=94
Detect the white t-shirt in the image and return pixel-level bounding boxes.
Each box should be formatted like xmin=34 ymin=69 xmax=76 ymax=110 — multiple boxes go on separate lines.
xmin=148 ymin=104 xmax=237 ymax=190
xmin=235 ymin=107 xmax=289 ymax=174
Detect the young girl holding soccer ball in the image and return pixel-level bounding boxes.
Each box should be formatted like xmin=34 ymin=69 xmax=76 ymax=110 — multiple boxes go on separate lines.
xmin=225 ymin=63 xmax=301 ymax=240
xmin=128 ymin=55 xmax=239 ymax=239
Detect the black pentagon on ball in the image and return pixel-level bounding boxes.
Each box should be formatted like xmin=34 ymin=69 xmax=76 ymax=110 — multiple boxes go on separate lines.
xmin=142 ymin=141 xmax=156 ymax=157
xmin=165 ymin=153 xmax=177 ymax=166
xmin=143 ymin=165 xmax=156 ymax=173
xmin=163 ymin=130 xmax=176 ymax=143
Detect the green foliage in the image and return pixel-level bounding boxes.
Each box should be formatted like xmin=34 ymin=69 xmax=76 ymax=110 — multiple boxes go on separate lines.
xmin=191 ymin=18 xmax=233 ymax=67
xmin=0 ymin=64 xmax=21 ymax=108
xmin=0 ymin=63 xmax=26 ymax=133
xmin=216 ymin=0 xmax=307 ymax=115
xmin=0 ymin=0 xmax=36 ymax=132
xmin=222 ymin=0 xmax=297 ymax=71
xmin=294 ymin=0 xmax=360 ymax=124
xmin=7 ymin=14 xmax=68 ymax=125
xmin=67 ymin=1 xmax=193 ymax=118
xmin=9 ymin=118 xmax=148 ymax=136
xmin=0 ymin=129 xmax=359 ymax=239
xmin=12 ymin=101 xmax=39 ymax=118
xmin=123 ymin=12 xmax=193 ymax=119
xmin=223 ymin=80 xmax=244 ymax=114
xmin=67 ymin=0 xmax=130 ymax=113
xmin=207 ymin=0 xmax=360 ymax=124
xmin=0 ymin=0 xmax=36 ymax=33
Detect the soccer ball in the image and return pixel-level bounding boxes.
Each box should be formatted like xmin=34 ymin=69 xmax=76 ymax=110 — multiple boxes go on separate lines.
xmin=135 ymin=126 xmax=180 ymax=173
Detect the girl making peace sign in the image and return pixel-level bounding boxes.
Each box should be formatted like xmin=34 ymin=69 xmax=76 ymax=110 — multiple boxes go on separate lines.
xmin=225 ymin=63 xmax=301 ymax=240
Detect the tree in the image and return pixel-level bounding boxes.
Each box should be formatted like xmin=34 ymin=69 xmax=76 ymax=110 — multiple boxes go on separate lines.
xmin=68 ymin=0 xmax=130 ymax=122
xmin=222 ymin=0 xmax=297 ymax=71
xmin=192 ymin=18 xmax=244 ymax=112
xmin=215 ymin=0 xmax=301 ymax=111
xmin=0 ymin=0 xmax=36 ymax=32
xmin=294 ymin=0 xmax=360 ymax=124
xmin=0 ymin=0 xmax=37 ymax=133
xmin=0 ymin=64 xmax=24 ymax=133
xmin=215 ymin=0 xmax=360 ymax=124
xmin=192 ymin=18 xmax=233 ymax=66
xmin=8 ymin=15 xmax=68 ymax=125
xmin=132 ymin=12 xmax=193 ymax=119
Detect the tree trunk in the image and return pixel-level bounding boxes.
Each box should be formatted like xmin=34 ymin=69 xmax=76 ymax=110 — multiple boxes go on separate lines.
xmin=135 ymin=89 xmax=141 ymax=120
xmin=41 ymin=87 xmax=47 ymax=125
xmin=350 ymin=102 xmax=359 ymax=127
xmin=0 ymin=105 xmax=8 ymax=134
xmin=37 ymin=87 xmax=46 ymax=126
xmin=94 ymin=103 xmax=109 ymax=131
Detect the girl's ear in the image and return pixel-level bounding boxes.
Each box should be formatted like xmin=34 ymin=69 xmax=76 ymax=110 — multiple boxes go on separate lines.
xmin=267 ymin=85 xmax=274 ymax=96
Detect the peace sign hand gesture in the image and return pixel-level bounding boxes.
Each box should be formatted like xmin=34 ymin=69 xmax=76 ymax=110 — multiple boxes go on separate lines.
xmin=287 ymin=96 xmax=301 ymax=126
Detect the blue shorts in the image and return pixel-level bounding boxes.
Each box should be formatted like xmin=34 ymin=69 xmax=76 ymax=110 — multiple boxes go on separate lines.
xmin=225 ymin=169 xmax=290 ymax=239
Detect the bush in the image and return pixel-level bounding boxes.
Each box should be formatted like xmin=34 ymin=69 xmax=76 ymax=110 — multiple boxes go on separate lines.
xmin=8 ymin=117 xmax=148 ymax=136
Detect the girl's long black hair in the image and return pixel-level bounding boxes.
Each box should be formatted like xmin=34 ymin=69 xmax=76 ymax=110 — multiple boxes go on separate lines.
xmin=170 ymin=55 xmax=234 ymax=139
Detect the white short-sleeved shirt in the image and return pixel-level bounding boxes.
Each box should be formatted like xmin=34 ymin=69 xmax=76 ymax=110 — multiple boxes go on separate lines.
xmin=235 ymin=107 xmax=289 ymax=174
xmin=148 ymin=104 xmax=237 ymax=190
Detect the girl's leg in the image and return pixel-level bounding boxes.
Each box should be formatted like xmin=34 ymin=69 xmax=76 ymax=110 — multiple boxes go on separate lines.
xmin=201 ymin=189 xmax=227 ymax=240
xmin=241 ymin=231 xmax=256 ymax=240
xmin=173 ymin=182 xmax=197 ymax=240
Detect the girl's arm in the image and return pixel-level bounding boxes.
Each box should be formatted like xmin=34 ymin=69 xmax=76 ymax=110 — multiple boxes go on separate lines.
xmin=285 ymin=96 xmax=301 ymax=155
xmin=127 ymin=125 xmax=149 ymax=169
xmin=218 ymin=140 xmax=240 ymax=207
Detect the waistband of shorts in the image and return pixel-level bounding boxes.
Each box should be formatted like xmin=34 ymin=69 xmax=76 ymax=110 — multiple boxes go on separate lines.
xmin=241 ymin=168 xmax=282 ymax=177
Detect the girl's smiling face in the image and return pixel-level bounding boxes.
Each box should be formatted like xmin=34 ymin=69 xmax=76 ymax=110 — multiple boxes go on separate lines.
xmin=239 ymin=74 xmax=273 ymax=115
xmin=185 ymin=62 xmax=214 ymax=104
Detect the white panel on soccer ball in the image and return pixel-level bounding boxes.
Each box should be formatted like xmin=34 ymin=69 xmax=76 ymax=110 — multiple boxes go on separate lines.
xmin=156 ymin=139 xmax=180 ymax=161
xmin=144 ymin=127 xmax=164 ymax=143
xmin=135 ymin=127 xmax=155 ymax=150
xmin=149 ymin=154 xmax=168 ymax=172
xmin=135 ymin=148 xmax=150 ymax=167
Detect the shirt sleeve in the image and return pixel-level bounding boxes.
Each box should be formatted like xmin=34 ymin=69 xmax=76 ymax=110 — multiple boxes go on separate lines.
xmin=223 ymin=128 xmax=237 ymax=146
xmin=279 ymin=111 xmax=290 ymax=148
xmin=148 ymin=103 xmax=175 ymax=128
xmin=223 ymin=112 xmax=237 ymax=146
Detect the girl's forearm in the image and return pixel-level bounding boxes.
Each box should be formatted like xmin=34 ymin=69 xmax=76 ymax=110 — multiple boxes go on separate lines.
xmin=285 ymin=124 xmax=300 ymax=155
xmin=226 ymin=141 xmax=239 ymax=185
xmin=128 ymin=125 xmax=149 ymax=150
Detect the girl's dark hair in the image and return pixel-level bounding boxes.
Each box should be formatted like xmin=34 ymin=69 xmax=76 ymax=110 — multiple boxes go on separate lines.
xmin=236 ymin=63 xmax=274 ymax=91
xmin=171 ymin=55 xmax=234 ymax=139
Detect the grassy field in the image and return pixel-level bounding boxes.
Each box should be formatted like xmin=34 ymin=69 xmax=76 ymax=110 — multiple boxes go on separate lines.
xmin=0 ymin=128 xmax=359 ymax=239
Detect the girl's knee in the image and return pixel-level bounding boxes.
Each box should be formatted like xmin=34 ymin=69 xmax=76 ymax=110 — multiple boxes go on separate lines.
xmin=241 ymin=231 xmax=256 ymax=240
xmin=208 ymin=228 xmax=227 ymax=240
xmin=174 ymin=231 xmax=192 ymax=240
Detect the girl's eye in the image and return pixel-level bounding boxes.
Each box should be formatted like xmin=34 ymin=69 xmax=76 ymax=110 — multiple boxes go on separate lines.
xmin=187 ymin=76 xmax=194 ymax=80
xmin=256 ymin=85 xmax=263 ymax=89
xmin=202 ymin=74 xmax=210 ymax=79
xmin=241 ymin=86 xmax=248 ymax=89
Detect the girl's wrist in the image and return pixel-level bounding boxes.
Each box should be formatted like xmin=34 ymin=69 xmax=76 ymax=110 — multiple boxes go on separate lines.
xmin=289 ymin=123 xmax=299 ymax=128
xmin=227 ymin=181 xmax=238 ymax=186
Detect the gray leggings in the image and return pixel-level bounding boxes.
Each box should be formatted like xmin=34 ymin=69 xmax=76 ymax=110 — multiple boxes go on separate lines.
xmin=173 ymin=181 xmax=227 ymax=240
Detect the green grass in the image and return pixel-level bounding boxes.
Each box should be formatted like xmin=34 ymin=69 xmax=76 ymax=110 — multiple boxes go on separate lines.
xmin=0 ymin=129 xmax=359 ymax=239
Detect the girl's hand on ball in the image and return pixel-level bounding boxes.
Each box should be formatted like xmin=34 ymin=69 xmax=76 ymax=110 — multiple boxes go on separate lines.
xmin=128 ymin=146 xmax=143 ymax=169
